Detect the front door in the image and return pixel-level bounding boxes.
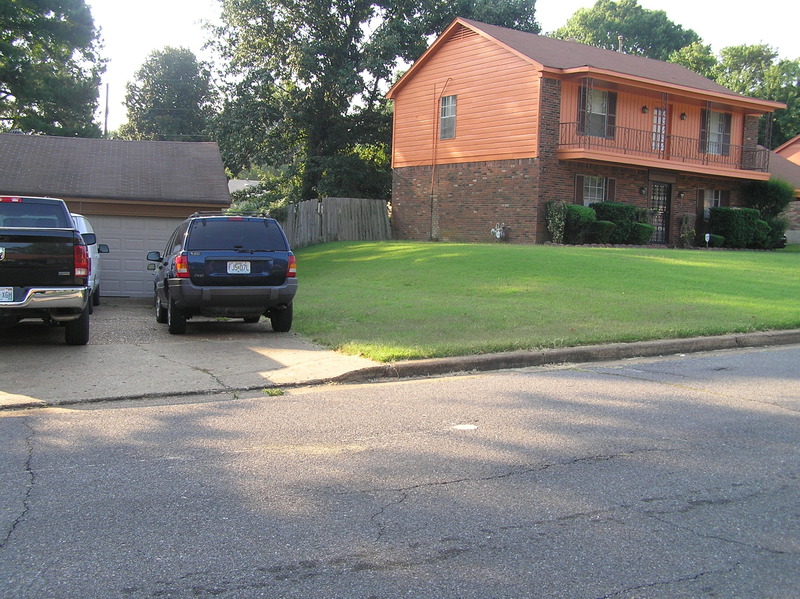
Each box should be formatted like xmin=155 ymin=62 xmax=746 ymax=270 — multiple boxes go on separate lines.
xmin=650 ymin=183 xmax=671 ymax=244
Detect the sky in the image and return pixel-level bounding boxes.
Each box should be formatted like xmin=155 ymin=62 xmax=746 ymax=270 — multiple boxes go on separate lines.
xmin=86 ymin=0 xmax=800 ymax=132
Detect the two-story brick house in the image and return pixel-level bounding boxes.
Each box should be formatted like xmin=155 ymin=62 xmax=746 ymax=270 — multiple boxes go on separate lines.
xmin=386 ymin=18 xmax=785 ymax=245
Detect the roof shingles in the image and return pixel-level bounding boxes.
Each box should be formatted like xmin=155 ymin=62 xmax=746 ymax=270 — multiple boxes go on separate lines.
xmin=0 ymin=134 xmax=230 ymax=204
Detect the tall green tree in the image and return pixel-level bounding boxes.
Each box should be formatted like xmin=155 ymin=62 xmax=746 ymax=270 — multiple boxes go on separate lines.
xmin=213 ymin=0 xmax=539 ymax=202
xmin=0 ymin=0 xmax=104 ymax=136
xmin=118 ymin=47 xmax=214 ymax=141
xmin=670 ymin=43 xmax=800 ymax=147
xmin=553 ymin=0 xmax=700 ymax=61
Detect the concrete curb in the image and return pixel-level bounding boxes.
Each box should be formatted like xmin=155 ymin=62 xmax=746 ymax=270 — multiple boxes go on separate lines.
xmin=4 ymin=330 xmax=799 ymax=410
xmin=330 ymin=329 xmax=800 ymax=383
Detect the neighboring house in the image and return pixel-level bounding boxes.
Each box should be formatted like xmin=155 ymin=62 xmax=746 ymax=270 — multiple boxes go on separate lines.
xmin=767 ymin=150 xmax=800 ymax=243
xmin=0 ymin=133 xmax=230 ymax=296
xmin=775 ymin=134 xmax=800 ymax=165
xmin=386 ymin=18 xmax=785 ymax=245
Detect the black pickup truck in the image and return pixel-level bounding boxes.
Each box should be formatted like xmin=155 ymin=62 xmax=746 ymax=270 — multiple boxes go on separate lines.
xmin=0 ymin=196 xmax=92 ymax=345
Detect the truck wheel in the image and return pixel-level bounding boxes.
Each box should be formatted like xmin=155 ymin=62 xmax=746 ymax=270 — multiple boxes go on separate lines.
xmin=167 ymin=296 xmax=186 ymax=334
xmin=269 ymin=303 xmax=293 ymax=333
xmin=155 ymin=292 xmax=167 ymax=323
xmin=65 ymin=305 xmax=90 ymax=346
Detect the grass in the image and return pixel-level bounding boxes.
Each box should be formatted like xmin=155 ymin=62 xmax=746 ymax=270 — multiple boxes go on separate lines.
xmin=293 ymin=241 xmax=800 ymax=362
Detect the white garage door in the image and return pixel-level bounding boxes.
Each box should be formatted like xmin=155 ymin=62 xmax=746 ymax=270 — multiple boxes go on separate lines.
xmin=88 ymin=215 xmax=186 ymax=297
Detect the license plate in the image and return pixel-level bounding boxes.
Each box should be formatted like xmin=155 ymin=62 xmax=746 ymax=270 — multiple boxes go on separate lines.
xmin=227 ymin=261 xmax=251 ymax=274
xmin=0 ymin=287 xmax=12 ymax=302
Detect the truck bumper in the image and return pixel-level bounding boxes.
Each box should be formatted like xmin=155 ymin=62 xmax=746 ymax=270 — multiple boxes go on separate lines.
xmin=0 ymin=287 xmax=90 ymax=322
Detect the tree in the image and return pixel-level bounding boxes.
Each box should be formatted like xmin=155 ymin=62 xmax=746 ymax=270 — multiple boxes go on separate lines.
xmin=668 ymin=42 xmax=718 ymax=79
xmin=553 ymin=0 xmax=700 ymax=61
xmin=212 ymin=0 xmax=539 ymax=202
xmin=671 ymin=43 xmax=800 ymax=148
xmin=0 ymin=0 xmax=104 ymax=136
xmin=117 ymin=47 xmax=214 ymax=141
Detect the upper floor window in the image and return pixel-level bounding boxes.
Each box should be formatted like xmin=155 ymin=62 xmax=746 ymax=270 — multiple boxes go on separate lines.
xmin=440 ymin=95 xmax=456 ymax=140
xmin=701 ymin=109 xmax=732 ymax=156
xmin=578 ymin=86 xmax=617 ymax=139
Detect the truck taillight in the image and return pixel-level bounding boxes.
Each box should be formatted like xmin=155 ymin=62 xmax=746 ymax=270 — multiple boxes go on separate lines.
xmin=287 ymin=254 xmax=296 ymax=278
xmin=74 ymin=245 xmax=89 ymax=278
xmin=174 ymin=254 xmax=190 ymax=278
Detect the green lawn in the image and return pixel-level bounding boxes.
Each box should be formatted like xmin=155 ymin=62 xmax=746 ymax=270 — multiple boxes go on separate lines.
xmin=293 ymin=241 xmax=800 ymax=362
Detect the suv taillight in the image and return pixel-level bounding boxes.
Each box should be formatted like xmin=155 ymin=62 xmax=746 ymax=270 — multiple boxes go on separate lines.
xmin=74 ymin=245 xmax=89 ymax=278
xmin=287 ymin=254 xmax=296 ymax=278
xmin=174 ymin=255 xmax=190 ymax=278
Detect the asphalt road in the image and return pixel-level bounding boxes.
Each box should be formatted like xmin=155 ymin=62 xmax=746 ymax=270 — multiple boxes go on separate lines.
xmin=1 ymin=345 xmax=798 ymax=598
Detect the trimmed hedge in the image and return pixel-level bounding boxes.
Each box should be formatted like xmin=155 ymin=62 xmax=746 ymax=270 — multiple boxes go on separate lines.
xmin=564 ymin=204 xmax=596 ymax=244
xmin=587 ymin=220 xmax=616 ymax=244
xmin=630 ymin=222 xmax=655 ymax=245
xmin=590 ymin=202 xmax=637 ymax=244
xmin=709 ymin=207 xmax=761 ymax=248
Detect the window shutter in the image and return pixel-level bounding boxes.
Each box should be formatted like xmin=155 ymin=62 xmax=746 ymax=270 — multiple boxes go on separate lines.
xmin=699 ymin=109 xmax=709 ymax=154
xmin=721 ymin=190 xmax=730 ymax=207
xmin=577 ymin=86 xmax=587 ymax=135
xmin=605 ymin=92 xmax=617 ymax=139
xmin=575 ymin=175 xmax=585 ymax=204
xmin=722 ymin=113 xmax=732 ymax=157
xmin=605 ymin=178 xmax=616 ymax=202
xmin=696 ymin=189 xmax=705 ymax=222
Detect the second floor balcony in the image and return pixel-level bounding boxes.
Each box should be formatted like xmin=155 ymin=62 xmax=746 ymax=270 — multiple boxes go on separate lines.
xmin=558 ymin=122 xmax=770 ymax=178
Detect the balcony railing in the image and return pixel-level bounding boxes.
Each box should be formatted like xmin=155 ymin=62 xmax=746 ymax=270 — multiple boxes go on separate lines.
xmin=559 ymin=122 xmax=769 ymax=173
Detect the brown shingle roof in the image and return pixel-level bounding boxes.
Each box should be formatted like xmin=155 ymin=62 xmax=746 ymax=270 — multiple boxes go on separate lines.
xmin=461 ymin=19 xmax=738 ymax=97
xmin=0 ymin=133 xmax=230 ymax=204
xmin=768 ymin=150 xmax=800 ymax=191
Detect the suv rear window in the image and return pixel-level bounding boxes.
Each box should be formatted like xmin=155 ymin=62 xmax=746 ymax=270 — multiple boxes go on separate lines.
xmin=186 ymin=218 xmax=288 ymax=251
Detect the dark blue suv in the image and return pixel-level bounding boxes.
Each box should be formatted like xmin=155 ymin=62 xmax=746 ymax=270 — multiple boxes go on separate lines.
xmin=147 ymin=213 xmax=297 ymax=334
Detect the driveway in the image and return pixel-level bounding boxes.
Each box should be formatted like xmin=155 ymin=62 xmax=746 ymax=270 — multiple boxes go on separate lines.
xmin=0 ymin=298 xmax=378 ymax=408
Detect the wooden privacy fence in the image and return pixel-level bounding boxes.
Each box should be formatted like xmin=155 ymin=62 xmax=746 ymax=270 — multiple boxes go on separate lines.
xmin=278 ymin=197 xmax=392 ymax=249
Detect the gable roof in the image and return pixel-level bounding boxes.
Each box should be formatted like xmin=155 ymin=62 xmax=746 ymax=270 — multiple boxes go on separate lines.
xmin=0 ymin=133 xmax=230 ymax=204
xmin=774 ymin=133 xmax=800 ymax=157
xmin=767 ymin=150 xmax=800 ymax=194
xmin=388 ymin=18 xmax=783 ymax=112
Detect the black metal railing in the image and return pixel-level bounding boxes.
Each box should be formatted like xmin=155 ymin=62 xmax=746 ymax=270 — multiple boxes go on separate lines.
xmin=559 ymin=122 xmax=769 ymax=172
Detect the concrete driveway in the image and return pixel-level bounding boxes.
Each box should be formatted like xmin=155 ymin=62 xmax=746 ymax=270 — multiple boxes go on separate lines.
xmin=0 ymin=298 xmax=378 ymax=408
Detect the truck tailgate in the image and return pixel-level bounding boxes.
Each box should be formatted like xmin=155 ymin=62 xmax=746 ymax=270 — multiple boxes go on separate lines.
xmin=0 ymin=228 xmax=78 ymax=288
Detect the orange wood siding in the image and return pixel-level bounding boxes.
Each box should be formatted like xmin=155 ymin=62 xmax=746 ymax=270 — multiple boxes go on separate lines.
xmin=560 ymin=81 xmax=744 ymax=147
xmin=391 ymin=30 xmax=540 ymax=168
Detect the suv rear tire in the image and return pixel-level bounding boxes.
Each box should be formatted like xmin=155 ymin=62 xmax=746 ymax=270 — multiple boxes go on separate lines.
xmin=167 ymin=296 xmax=187 ymax=334
xmin=270 ymin=303 xmax=293 ymax=333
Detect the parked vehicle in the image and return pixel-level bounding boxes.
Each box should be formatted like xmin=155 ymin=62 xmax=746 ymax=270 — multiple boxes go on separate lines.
xmin=146 ymin=213 xmax=297 ymax=334
xmin=0 ymin=196 xmax=92 ymax=345
xmin=71 ymin=213 xmax=110 ymax=309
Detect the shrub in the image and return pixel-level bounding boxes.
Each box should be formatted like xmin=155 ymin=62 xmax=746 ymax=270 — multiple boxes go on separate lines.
xmin=679 ymin=213 xmax=696 ymax=248
xmin=590 ymin=202 xmax=637 ymax=244
xmin=749 ymin=220 xmax=772 ymax=249
xmin=709 ymin=234 xmax=725 ymax=248
xmin=587 ymin=220 xmax=616 ymax=244
xmin=630 ymin=222 xmax=655 ymax=245
xmin=765 ymin=216 xmax=789 ymax=249
xmin=709 ymin=207 xmax=760 ymax=248
xmin=564 ymin=204 xmax=596 ymax=244
xmin=546 ymin=201 xmax=567 ymax=244
xmin=742 ymin=177 xmax=795 ymax=220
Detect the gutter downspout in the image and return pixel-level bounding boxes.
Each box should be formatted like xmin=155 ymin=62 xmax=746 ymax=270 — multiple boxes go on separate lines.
xmin=430 ymin=78 xmax=452 ymax=241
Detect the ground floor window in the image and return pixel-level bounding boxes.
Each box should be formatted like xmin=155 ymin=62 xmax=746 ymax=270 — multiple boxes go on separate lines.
xmin=575 ymin=174 xmax=616 ymax=206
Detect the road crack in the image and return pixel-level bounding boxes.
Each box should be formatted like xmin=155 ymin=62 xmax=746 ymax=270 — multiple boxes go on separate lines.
xmin=0 ymin=418 xmax=35 ymax=549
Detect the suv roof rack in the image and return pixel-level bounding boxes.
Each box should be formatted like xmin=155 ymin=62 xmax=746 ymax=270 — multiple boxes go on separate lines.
xmin=189 ymin=210 xmax=271 ymax=218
